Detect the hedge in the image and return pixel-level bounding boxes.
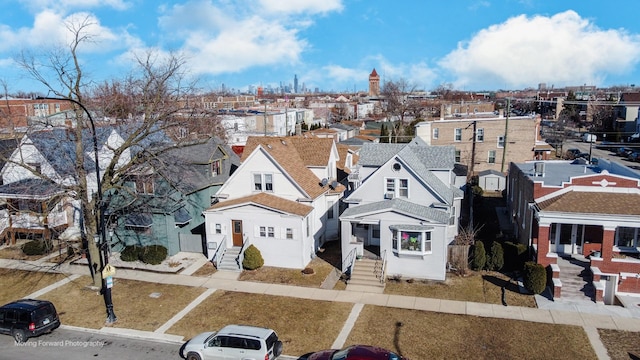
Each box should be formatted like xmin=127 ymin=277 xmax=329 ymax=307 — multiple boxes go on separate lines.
xmin=471 ymin=241 xmax=486 ymax=271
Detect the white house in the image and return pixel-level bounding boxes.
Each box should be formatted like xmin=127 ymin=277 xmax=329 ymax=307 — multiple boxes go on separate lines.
xmin=203 ymin=136 xmax=344 ymax=270
xmin=340 ymin=138 xmax=464 ymax=281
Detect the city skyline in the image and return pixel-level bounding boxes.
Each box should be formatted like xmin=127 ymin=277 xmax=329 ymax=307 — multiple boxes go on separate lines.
xmin=1 ymin=1 xmax=640 ymax=94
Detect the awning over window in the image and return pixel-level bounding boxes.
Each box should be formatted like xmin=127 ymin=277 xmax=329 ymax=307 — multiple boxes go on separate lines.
xmin=174 ymin=207 xmax=192 ymax=225
xmin=125 ymin=213 xmax=153 ymax=228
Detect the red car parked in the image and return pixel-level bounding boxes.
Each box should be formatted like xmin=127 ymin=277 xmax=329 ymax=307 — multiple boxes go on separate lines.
xmin=307 ymin=345 xmax=407 ymax=360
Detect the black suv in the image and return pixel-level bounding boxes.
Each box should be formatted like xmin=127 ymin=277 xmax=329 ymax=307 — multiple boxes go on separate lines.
xmin=0 ymin=299 xmax=60 ymax=342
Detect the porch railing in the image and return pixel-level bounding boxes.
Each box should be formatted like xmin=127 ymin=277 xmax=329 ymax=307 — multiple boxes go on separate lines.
xmin=236 ymin=235 xmax=250 ymax=270
xmin=210 ymin=236 xmax=226 ymax=268
xmin=375 ymin=249 xmax=387 ymax=284
xmin=341 ymin=247 xmax=357 ymax=280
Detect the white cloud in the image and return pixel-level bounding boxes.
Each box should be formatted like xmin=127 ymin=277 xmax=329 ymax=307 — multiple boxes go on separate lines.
xmin=159 ymin=0 xmax=343 ymax=76
xmin=439 ymin=10 xmax=640 ymax=89
xmin=258 ymin=0 xmax=343 ymax=14
xmin=19 ymin=0 xmax=131 ymax=13
xmin=0 ymin=10 xmax=122 ymax=54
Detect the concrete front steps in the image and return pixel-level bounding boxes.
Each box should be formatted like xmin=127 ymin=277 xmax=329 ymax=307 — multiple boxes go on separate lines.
xmin=346 ymin=258 xmax=385 ymax=293
xmin=216 ymin=246 xmax=242 ymax=272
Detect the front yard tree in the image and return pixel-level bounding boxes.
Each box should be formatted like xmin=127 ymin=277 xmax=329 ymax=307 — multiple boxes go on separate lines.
xmin=12 ymin=15 xmax=222 ymax=290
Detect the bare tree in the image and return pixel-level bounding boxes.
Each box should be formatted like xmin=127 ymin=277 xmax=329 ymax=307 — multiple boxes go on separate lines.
xmin=381 ymin=78 xmax=421 ymax=142
xmin=10 ymin=15 xmax=222 ymax=289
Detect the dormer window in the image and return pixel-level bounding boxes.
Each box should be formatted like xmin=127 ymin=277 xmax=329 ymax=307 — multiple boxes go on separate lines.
xmin=211 ymin=159 xmax=221 ymax=177
xmin=135 ymin=176 xmax=154 ymax=195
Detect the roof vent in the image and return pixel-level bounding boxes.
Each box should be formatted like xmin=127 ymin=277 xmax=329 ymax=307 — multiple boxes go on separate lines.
xmin=281 ymin=140 xmax=286 ymax=145
xmin=267 ymin=144 xmax=272 ymax=149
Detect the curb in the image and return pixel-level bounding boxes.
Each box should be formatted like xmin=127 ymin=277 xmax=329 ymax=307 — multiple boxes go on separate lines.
xmin=60 ymin=325 xmax=184 ymax=345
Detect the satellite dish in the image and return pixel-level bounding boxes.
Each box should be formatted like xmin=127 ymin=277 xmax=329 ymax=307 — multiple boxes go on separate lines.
xmin=330 ymin=180 xmax=338 ymax=189
xmin=320 ymin=178 xmax=328 ymax=186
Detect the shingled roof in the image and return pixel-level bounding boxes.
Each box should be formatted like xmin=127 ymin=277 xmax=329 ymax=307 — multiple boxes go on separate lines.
xmin=208 ymin=192 xmax=313 ymax=217
xmin=241 ymin=136 xmax=345 ymax=199
xmin=537 ymin=191 xmax=640 ymax=215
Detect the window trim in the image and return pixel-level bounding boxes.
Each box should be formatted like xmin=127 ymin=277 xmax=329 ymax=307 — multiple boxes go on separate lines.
xmin=476 ymin=128 xmax=484 ymax=142
xmin=253 ymin=173 xmax=274 ymax=192
xmin=433 ymin=128 xmax=439 ymax=140
xmin=497 ymin=135 xmax=505 ymax=149
xmin=454 ymin=128 xmax=462 ymax=142
xmin=488 ymin=150 xmax=496 ymax=164
xmin=384 ymin=177 xmax=409 ymax=198
xmin=391 ymin=228 xmax=433 ymax=255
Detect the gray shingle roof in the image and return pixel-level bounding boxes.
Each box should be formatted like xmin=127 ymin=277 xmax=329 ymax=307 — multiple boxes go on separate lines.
xmin=340 ymin=198 xmax=450 ymax=224
xmin=358 ymin=142 xmax=459 ymax=205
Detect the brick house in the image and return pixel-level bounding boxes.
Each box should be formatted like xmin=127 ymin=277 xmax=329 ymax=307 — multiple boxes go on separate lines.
xmin=507 ymin=158 xmax=640 ymax=304
xmin=415 ymin=113 xmax=541 ymax=175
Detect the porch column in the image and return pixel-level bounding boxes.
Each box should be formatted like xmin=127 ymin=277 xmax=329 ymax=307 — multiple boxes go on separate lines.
xmin=600 ymin=226 xmax=616 ymax=262
xmin=536 ymin=224 xmax=552 ymax=266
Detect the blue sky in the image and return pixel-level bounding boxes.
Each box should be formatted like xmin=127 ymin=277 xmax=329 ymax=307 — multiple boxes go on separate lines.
xmin=2 ymin=0 xmax=640 ymax=94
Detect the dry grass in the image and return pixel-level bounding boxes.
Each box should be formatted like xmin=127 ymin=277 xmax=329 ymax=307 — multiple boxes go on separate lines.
xmin=191 ymin=261 xmax=218 ymax=277
xmin=37 ymin=275 xmax=205 ymax=330
xmin=238 ymin=254 xmax=337 ymax=288
xmin=598 ymin=329 xmax=640 ymax=360
xmin=347 ymin=305 xmax=597 ymax=360
xmin=0 ymin=268 xmax=67 ymax=305
xmin=385 ymin=271 xmax=537 ymax=308
xmin=166 ymin=290 xmax=354 ymax=356
xmin=0 ymin=244 xmax=56 ymax=261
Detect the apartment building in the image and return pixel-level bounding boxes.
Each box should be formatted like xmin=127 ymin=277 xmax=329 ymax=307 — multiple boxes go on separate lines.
xmin=415 ymin=113 xmax=541 ymax=175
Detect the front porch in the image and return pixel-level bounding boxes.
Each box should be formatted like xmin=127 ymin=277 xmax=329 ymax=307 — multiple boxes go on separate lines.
xmin=534 ymin=222 xmax=640 ymax=303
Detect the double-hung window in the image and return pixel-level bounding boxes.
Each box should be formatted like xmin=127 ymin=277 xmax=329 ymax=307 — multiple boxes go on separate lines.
xmin=488 ymin=150 xmax=496 ymax=164
xmin=253 ymin=173 xmax=273 ymax=192
xmin=476 ymin=128 xmax=484 ymax=142
xmin=454 ymin=128 xmax=462 ymax=142
xmin=497 ymin=136 xmax=505 ymax=148
xmin=433 ymin=128 xmax=439 ymax=140
xmin=385 ymin=178 xmax=409 ymax=198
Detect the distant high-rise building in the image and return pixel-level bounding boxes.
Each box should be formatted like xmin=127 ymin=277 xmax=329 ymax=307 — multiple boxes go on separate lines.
xmin=369 ymin=68 xmax=380 ymax=97
xmin=294 ymin=74 xmax=299 ymax=94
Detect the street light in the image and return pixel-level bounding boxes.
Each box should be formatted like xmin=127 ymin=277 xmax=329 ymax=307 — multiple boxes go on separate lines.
xmin=38 ymin=96 xmax=117 ymax=324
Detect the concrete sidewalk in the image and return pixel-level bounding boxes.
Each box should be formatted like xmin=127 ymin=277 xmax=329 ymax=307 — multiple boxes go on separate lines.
xmin=4 ymin=256 xmax=640 ymax=359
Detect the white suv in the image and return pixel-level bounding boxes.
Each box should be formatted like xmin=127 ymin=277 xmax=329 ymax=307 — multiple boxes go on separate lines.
xmin=181 ymin=324 xmax=283 ymax=360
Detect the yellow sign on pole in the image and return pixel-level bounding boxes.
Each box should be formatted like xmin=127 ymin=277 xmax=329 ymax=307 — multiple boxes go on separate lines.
xmin=102 ymin=264 xmax=116 ymax=279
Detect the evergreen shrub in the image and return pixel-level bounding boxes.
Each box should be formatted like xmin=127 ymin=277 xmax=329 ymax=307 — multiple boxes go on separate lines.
xmin=242 ymin=245 xmax=264 ymax=270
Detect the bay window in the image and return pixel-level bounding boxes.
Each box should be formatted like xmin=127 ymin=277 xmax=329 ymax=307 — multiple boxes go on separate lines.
xmin=391 ymin=227 xmax=433 ymax=254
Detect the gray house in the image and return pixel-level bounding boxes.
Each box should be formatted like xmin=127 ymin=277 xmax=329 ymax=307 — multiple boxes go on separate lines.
xmin=340 ymin=138 xmax=465 ymax=282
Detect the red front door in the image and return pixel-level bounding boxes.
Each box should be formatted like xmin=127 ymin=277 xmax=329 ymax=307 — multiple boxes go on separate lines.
xmin=232 ymin=220 xmax=243 ymax=247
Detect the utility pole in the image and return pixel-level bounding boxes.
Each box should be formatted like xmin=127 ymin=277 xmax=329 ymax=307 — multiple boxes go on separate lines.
xmin=501 ymin=98 xmax=510 ymax=172
xmin=38 ymin=96 xmax=117 ymax=325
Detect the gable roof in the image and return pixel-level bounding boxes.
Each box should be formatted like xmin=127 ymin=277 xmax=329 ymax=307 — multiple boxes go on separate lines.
xmin=148 ymin=137 xmax=239 ymax=194
xmin=241 ymin=136 xmax=344 ymax=199
xmin=357 ymin=142 xmax=459 ymax=204
xmin=208 ymin=192 xmax=313 ymax=217
xmin=340 ymin=198 xmax=450 ymax=224
xmin=26 ymin=127 xmax=111 ymax=178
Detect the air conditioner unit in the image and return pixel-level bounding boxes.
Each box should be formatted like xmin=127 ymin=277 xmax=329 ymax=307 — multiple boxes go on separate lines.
xmin=385 ymin=192 xmax=395 ymax=199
